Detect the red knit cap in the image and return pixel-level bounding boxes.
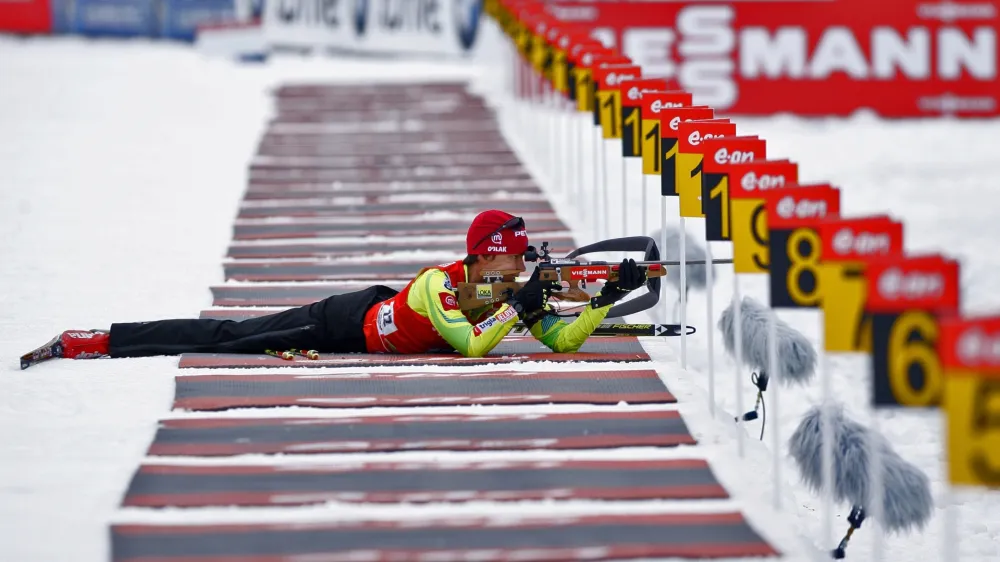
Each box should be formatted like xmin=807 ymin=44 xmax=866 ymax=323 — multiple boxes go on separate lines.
xmin=466 ymin=210 xmax=529 ymax=255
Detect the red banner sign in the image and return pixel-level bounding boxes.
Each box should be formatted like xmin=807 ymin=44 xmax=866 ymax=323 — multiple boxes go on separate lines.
xmin=546 ymin=0 xmax=998 ymax=117
xmin=0 ymin=0 xmax=52 ymax=33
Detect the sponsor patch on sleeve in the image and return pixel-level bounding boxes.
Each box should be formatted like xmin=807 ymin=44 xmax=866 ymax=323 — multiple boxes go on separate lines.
xmin=439 ymin=292 xmax=460 ymax=311
xmin=472 ymin=305 xmax=517 ymax=336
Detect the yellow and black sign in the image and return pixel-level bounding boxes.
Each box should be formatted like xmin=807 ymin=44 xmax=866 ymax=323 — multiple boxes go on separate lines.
xmin=622 ymin=105 xmax=641 ymax=157
xmin=946 ymin=370 xmax=1000 ymax=488
xmin=871 ymin=311 xmax=943 ymax=407
xmin=552 ymin=48 xmax=568 ymax=95
xmin=641 ymin=118 xmax=661 ymax=174
xmin=768 ymin=225 xmax=824 ymax=309
xmin=821 ymin=262 xmax=873 ymax=353
xmin=675 ymin=121 xmax=735 ymax=219
xmin=731 ymin=199 xmax=770 ymax=271
xmin=727 ymin=161 xmax=798 ymax=274
xmin=698 ymin=136 xmax=766 ymax=243
xmin=597 ymin=88 xmax=623 ymax=139
xmin=940 ymin=316 xmax=1000 ymax=488
xmin=573 ymin=66 xmax=594 ymax=113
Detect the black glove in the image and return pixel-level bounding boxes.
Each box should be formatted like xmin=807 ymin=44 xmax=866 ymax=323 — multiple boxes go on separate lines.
xmin=507 ymin=268 xmax=559 ymax=328
xmin=592 ymin=258 xmax=647 ymax=307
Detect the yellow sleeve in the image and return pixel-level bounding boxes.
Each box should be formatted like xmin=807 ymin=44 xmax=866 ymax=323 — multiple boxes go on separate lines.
xmin=528 ymin=292 xmax=613 ymax=353
xmin=407 ymin=269 xmax=518 ymax=358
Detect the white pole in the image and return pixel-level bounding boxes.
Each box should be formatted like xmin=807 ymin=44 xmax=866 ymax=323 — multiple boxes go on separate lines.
xmin=573 ymin=112 xmax=582 ymax=221
xmin=561 ymin=104 xmax=571 ymax=201
xmin=601 ymin=132 xmax=611 ymax=241
xmin=641 ymin=175 xmax=649 ymax=237
xmin=660 ymin=198 xmax=668 ymax=322
xmin=588 ymin=121 xmax=601 ymax=240
xmin=706 ymin=242 xmax=717 ymax=417
xmin=769 ymin=312 xmax=781 ymax=510
xmin=548 ymin=87 xmax=559 ymax=195
xmin=820 ymin=323 xmax=834 ymax=550
xmin=679 ymin=216 xmax=688 ymax=369
xmin=622 ymin=158 xmax=629 ymax=240
xmin=733 ymin=273 xmax=745 ymax=459
xmin=870 ymin=409 xmax=885 ymax=561
xmin=944 ymin=487 xmax=959 ymax=562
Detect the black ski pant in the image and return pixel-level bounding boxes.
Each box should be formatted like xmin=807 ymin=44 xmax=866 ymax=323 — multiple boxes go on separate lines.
xmin=108 ymin=285 xmax=399 ymax=358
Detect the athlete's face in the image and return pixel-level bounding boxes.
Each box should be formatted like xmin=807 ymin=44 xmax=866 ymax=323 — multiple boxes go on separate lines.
xmin=482 ymin=253 xmax=526 ymax=281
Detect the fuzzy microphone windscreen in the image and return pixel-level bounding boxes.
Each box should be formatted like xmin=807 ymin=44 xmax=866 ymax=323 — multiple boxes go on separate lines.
xmin=788 ymin=403 xmax=933 ymax=534
xmin=718 ymin=296 xmax=816 ymax=385
xmin=649 ymin=226 xmax=714 ymax=291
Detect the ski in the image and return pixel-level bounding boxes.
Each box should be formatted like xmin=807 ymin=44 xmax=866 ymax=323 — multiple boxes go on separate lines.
xmin=19 ymin=334 xmax=63 ymax=370
xmin=510 ymin=323 xmax=695 ymax=337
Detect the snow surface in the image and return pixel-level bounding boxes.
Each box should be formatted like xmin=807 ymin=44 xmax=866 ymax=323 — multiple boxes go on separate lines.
xmin=1 ymin=30 xmax=998 ymax=562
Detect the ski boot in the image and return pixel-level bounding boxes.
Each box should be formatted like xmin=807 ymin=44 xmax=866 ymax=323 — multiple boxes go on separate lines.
xmin=19 ymin=329 xmax=110 ymax=370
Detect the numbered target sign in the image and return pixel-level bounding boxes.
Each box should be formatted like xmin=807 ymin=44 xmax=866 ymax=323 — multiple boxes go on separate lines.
xmin=574 ymin=51 xmax=625 ymax=114
xmin=762 ymin=185 xmax=841 ymax=273
xmin=551 ymin=28 xmax=583 ymax=95
xmin=618 ymin=79 xmax=670 ymax=158
xmin=815 ymin=216 xmax=905 ymax=351
xmin=939 ymin=315 xmax=1000 ymax=488
xmin=639 ymin=91 xmax=692 ymax=176
xmin=699 ymin=135 xmax=767 ymax=242
xmin=675 ymin=119 xmax=736 ymax=219
xmin=593 ymin=64 xmax=641 ymax=140
xmin=655 ymin=106 xmax=715 ymax=198
xmin=727 ymin=160 xmax=800 ymax=274
xmin=865 ymin=254 xmax=960 ymax=408
xmin=530 ymin=17 xmax=552 ymax=74
xmin=566 ymin=39 xmax=605 ymax=104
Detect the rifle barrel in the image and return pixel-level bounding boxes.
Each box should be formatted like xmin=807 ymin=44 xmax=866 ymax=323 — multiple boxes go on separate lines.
xmin=636 ymin=259 xmax=733 ymax=266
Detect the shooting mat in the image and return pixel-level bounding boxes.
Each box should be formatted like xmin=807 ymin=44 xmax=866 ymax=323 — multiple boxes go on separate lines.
xmin=172 ymin=369 xmax=675 ymax=410
xmin=178 ymin=337 xmax=648 ymax=369
xmin=111 ymin=512 xmax=779 ymax=561
xmin=121 ymin=459 xmax=725 ymax=508
xmin=146 ymin=410 xmax=695 ymax=457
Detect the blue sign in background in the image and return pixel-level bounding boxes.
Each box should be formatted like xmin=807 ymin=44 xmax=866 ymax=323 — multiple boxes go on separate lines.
xmin=72 ymin=0 xmax=159 ymax=37
xmin=160 ymin=0 xmax=236 ymax=41
xmin=51 ymin=0 xmax=239 ymax=40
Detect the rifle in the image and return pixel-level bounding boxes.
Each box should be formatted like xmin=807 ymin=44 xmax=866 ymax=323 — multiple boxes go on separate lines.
xmin=455 ymin=236 xmax=733 ymax=318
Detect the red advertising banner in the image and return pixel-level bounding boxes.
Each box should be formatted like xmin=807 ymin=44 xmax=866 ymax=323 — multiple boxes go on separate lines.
xmin=0 ymin=0 xmax=52 ymax=33
xmin=545 ymin=0 xmax=998 ymax=117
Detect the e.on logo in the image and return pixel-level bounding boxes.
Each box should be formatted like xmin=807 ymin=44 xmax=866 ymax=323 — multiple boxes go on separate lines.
xmin=957 ymin=328 xmax=1000 ymax=367
xmin=775 ymin=195 xmax=827 ymax=220
xmin=714 ymin=148 xmax=754 ymax=165
xmin=605 ymin=72 xmax=638 ymax=87
xmin=832 ymin=228 xmax=892 ymax=256
xmin=628 ymin=86 xmax=642 ymax=100
xmin=740 ymin=172 xmax=786 ymax=191
xmin=687 ymin=130 xmax=725 ymax=146
xmin=876 ymin=267 xmax=945 ymax=301
xmin=650 ymin=99 xmax=684 ymax=113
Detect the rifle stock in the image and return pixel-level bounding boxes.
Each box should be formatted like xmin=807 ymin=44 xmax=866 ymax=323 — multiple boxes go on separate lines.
xmin=455 ymin=262 xmax=667 ymax=311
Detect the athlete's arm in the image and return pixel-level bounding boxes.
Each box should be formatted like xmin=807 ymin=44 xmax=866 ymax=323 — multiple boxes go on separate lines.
xmin=528 ymin=294 xmax=612 ymax=353
xmin=408 ymin=269 xmax=518 ymax=358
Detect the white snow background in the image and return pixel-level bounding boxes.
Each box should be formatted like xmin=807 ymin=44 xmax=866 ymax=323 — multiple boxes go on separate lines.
xmin=1 ymin=32 xmax=999 ymax=562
